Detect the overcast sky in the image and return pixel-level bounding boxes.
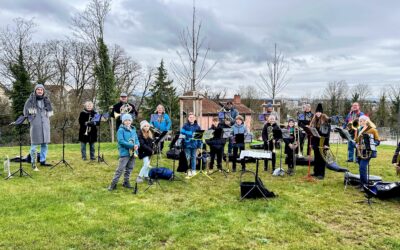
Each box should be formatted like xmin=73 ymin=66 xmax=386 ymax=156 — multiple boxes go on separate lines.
xmin=1 ymin=0 xmax=399 ymax=98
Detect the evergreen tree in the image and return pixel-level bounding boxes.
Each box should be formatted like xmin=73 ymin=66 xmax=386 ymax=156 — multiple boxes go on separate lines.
xmin=10 ymin=47 xmax=32 ymax=120
xmin=95 ymin=38 xmax=117 ymax=113
xmin=143 ymin=60 xmax=179 ymax=130
xmin=374 ymin=92 xmax=388 ymax=127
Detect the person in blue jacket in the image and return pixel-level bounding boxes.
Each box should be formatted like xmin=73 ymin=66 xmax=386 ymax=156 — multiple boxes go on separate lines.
xmin=180 ymin=112 xmax=202 ymax=177
xmin=108 ymin=114 xmax=140 ymax=191
xmin=343 ymin=102 xmax=364 ymax=162
xmin=150 ymin=104 xmax=171 ymax=152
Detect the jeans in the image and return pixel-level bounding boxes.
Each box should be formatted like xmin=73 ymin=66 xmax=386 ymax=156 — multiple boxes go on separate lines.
xmin=359 ymin=158 xmax=370 ymax=186
xmin=111 ymin=156 xmax=135 ymax=185
xmin=30 ymin=143 xmax=48 ymax=163
xmin=138 ymin=156 xmax=151 ymax=178
xmin=185 ymin=148 xmax=197 ymax=171
xmin=81 ymin=142 xmax=95 ymax=160
xmin=228 ymin=141 xmax=233 ymax=154
xmin=348 ymin=141 xmax=355 ymax=161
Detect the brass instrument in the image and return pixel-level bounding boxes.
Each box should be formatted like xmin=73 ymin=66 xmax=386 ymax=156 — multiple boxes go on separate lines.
xmin=267 ymin=126 xmax=275 ymax=153
xmin=318 ymin=136 xmax=336 ymax=164
xmin=128 ymin=138 xmax=138 ymax=158
xmin=346 ymin=119 xmax=359 ymax=139
xmin=114 ymin=103 xmax=133 ymax=120
xmin=355 ymin=122 xmax=373 ymax=160
xmin=84 ymin=113 xmax=92 ymax=136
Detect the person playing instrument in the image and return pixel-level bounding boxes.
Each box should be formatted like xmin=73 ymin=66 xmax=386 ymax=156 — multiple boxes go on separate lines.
xmin=284 ymin=118 xmax=297 ymax=175
xmin=344 ymin=102 xmax=364 ymax=162
xmin=108 ymin=114 xmax=139 ymax=191
xmin=110 ymin=92 xmax=138 ymax=132
xmin=78 ymin=101 xmax=97 ymax=161
xmin=180 ymin=112 xmax=202 ymax=177
xmin=222 ymin=101 xmax=239 ymax=155
xmin=23 ymin=83 xmax=53 ymax=171
xmin=392 ymin=142 xmax=400 ymax=175
xmin=297 ymin=103 xmax=313 ymax=156
xmin=264 ymin=102 xmax=280 ymax=125
xmin=232 ymin=115 xmax=248 ymax=172
xmin=150 ymin=104 xmax=171 ymax=152
xmin=206 ymin=117 xmax=226 ymax=170
xmin=355 ymin=115 xmax=380 ymax=188
xmin=262 ymin=115 xmax=282 ymax=172
xmin=136 ymin=120 xmax=154 ymax=183
xmin=309 ymin=103 xmax=330 ymax=180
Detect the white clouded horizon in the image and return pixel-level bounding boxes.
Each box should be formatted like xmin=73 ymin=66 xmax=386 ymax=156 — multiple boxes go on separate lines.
xmin=0 ymin=0 xmax=399 ymax=98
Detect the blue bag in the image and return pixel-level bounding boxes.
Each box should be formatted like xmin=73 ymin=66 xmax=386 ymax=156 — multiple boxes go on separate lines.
xmin=148 ymin=167 xmax=173 ymax=180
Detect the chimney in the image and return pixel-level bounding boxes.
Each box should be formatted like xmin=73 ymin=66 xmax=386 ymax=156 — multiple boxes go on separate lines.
xmin=233 ymin=94 xmax=241 ymax=104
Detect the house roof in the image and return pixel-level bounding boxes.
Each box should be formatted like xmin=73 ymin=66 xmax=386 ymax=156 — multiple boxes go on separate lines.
xmin=218 ymin=101 xmax=253 ymax=114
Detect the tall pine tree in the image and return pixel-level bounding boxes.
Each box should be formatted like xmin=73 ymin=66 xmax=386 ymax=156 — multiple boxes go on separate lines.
xmin=10 ymin=46 xmax=32 ymax=120
xmin=95 ymin=38 xmax=117 ymax=113
xmin=143 ymin=60 xmax=179 ymax=130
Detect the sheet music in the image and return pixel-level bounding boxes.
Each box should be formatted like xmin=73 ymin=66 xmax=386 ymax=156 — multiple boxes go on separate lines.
xmin=203 ymin=129 xmax=214 ymax=140
xmin=239 ymin=150 xmax=272 ymax=159
xmin=222 ymin=128 xmax=233 ymax=138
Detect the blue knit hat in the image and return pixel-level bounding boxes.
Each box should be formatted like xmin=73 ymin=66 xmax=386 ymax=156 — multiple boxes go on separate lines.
xmin=121 ymin=114 xmax=132 ymax=122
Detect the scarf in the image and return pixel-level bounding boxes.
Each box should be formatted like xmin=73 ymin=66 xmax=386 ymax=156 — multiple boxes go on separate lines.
xmin=26 ymin=93 xmax=53 ymax=116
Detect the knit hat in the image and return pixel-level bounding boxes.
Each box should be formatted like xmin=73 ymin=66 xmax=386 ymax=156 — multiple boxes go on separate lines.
xmin=266 ymin=102 xmax=273 ymax=108
xmin=34 ymin=84 xmax=45 ymax=92
xmin=316 ymin=103 xmax=323 ymax=113
xmin=120 ymin=92 xmax=128 ymax=97
xmin=236 ymin=115 xmax=244 ymax=121
xmin=121 ymin=114 xmax=132 ymax=122
xmin=140 ymin=120 xmax=150 ymax=130
xmin=288 ymin=118 xmax=295 ymax=123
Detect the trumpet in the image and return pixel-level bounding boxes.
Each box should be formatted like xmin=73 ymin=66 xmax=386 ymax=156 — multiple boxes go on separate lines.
xmin=84 ymin=114 xmax=92 ymax=136
xmin=114 ymin=103 xmax=133 ymax=120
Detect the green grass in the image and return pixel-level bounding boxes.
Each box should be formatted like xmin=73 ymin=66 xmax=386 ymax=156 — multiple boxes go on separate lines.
xmin=0 ymin=143 xmax=399 ymax=249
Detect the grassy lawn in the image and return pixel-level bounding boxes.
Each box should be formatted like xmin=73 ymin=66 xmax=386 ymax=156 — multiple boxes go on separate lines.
xmin=0 ymin=142 xmax=399 ymax=249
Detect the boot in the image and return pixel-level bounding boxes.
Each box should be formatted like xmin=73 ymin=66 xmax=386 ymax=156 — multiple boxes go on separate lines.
xmin=108 ymin=183 xmax=117 ymax=191
xmin=122 ymin=181 xmax=133 ymax=189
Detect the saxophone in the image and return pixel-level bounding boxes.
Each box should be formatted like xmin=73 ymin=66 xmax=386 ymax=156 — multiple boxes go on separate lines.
xmin=355 ymin=123 xmax=373 ymax=160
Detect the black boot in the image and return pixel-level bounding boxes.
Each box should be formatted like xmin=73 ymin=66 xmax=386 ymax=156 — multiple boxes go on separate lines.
xmin=122 ymin=181 xmax=133 ymax=189
xmin=40 ymin=161 xmax=52 ymax=167
xmin=108 ymin=183 xmax=117 ymax=191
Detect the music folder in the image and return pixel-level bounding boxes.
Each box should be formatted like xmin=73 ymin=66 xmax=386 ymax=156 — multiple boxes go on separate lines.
xmin=235 ymin=134 xmax=245 ymax=144
xmin=193 ymin=130 xmax=205 ymax=140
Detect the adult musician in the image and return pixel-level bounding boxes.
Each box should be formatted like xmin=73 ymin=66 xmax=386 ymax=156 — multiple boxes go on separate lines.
xmin=150 ymin=104 xmax=171 ymax=152
xmin=262 ymin=115 xmax=282 ymax=172
xmin=297 ymin=104 xmax=313 ymax=156
xmin=392 ymin=142 xmax=400 ymax=174
xmin=355 ymin=116 xmax=380 ymax=188
xmin=221 ymin=101 xmax=239 ymax=155
xmin=110 ymin=92 xmax=138 ymax=132
xmin=23 ymin=84 xmax=53 ymax=170
xmin=264 ymin=103 xmax=280 ymax=124
xmin=309 ymin=103 xmax=330 ymax=180
xmin=343 ymin=102 xmax=364 ymax=162
xmin=78 ymin=101 xmax=97 ymax=161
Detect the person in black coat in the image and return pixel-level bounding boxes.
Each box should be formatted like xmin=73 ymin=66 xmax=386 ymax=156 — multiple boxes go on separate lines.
xmin=78 ymin=101 xmax=98 ymax=160
xmin=309 ymin=103 xmax=331 ymax=179
xmin=392 ymin=142 xmax=400 ymax=175
xmin=136 ymin=120 xmax=154 ymax=183
xmin=262 ymin=115 xmax=282 ymax=172
xmin=110 ymin=92 xmax=138 ymax=132
xmin=284 ymin=118 xmax=297 ymax=175
xmin=206 ymin=117 xmax=226 ymax=170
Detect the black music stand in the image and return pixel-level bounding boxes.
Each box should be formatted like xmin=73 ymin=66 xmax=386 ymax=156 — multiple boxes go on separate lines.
xmin=6 ymin=116 xmax=32 ymax=179
xmin=208 ymin=129 xmax=229 ymax=178
xmin=334 ymin=127 xmax=354 ymax=169
xmin=51 ymin=118 xmax=72 ymax=170
xmin=303 ymin=126 xmax=319 ymax=182
xmin=240 ymin=151 xmax=275 ymax=200
xmin=143 ymin=131 xmax=168 ymax=192
xmin=94 ymin=113 xmax=110 ymax=166
xmin=169 ymin=133 xmax=184 ymax=182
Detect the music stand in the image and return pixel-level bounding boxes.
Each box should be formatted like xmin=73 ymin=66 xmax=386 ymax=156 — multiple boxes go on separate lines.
xmin=6 ymin=116 xmax=32 ymax=179
xmin=143 ymin=130 xmax=168 ymax=192
xmin=188 ymin=130 xmax=213 ymax=180
xmin=51 ymin=118 xmax=73 ymax=170
xmin=208 ymin=129 xmax=229 ymax=178
xmin=94 ymin=113 xmax=110 ymax=166
xmin=222 ymin=128 xmax=233 ymax=172
xmin=334 ymin=127 xmax=354 ymax=168
xmin=169 ymin=133 xmax=185 ymax=182
xmin=302 ymin=126 xmax=319 ymax=182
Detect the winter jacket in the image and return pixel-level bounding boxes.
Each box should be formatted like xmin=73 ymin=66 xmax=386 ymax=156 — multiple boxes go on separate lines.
xmin=283 ymin=127 xmax=296 ymax=154
xmin=78 ymin=109 xmax=98 ymax=143
xmin=206 ymin=124 xmax=226 ymax=150
xmin=262 ymin=122 xmax=282 ymax=151
xmin=232 ymin=123 xmax=248 ymax=147
xmin=23 ymin=93 xmax=53 ymax=144
xmin=117 ymin=125 xmax=139 ymax=158
xmin=150 ymin=113 xmax=171 ymax=132
xmin=392 ymin=142 xmax=400 ymax=164
xmin=138 ymin=130 xmax=154 ymax=159
xmin=180 ymin=121 xmax=202 ymax=149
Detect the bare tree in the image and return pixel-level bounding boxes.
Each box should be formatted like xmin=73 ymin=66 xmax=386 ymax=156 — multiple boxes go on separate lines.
xmin=258 ymin=43 xmax=289 ymax=104
xmin=171 ymin=0 xmax=217 ymax=93
xmin=71 ymin=0 xmax=111 ymax=49
xmin=27 ymin=41 xmax=57 ymax=84
xmin=135 ymin=67 xmax=155 ymax=113
xmin=322 ymin=80 xmax=349 ymax=115
xmin=388 ymin=83 xmax=400 ymax=127
xmin=0 ymin=18 xmax=36 ymax=88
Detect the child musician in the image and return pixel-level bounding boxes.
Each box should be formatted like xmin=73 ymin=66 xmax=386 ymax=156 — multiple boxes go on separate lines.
xmin=136 ymin=120 xmax=154 ymax=183
xmin=392 ymin=142 xmax=400 ymax=175
xmin=108 ymin=114 xmax=139 ymax=191
xmin=284 ymin=118 xmax=297 ymax=175
xmin=206 ymin=117 xmax=226 ymax=170
xmin=262 ymin=115 xmax=281 ymax=172
xmin=180 ymin=112 xmax=202 ymax=177
xmin=78 ymin=101 xmax=97 ymax=161
xmin=232 ymin=115 xmax=248 ymax=172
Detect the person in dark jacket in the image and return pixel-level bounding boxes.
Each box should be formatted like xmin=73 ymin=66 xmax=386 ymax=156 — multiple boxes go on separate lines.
xmin=23 ymin=83 xmax=53 ymax=170
xmin=136 ymin=120 xmax=154 ymax=183
xmin=392 ymin=142 xmax=400 ymax=175
xmin=284 ymin=118 xmax=297 ymax=175
xmin=110 ymin=92 xmax=138 ymax=132
xmin=262 ymin=115 xmax=282 ymax=172
xmin=297 ymin=104 xmax=313 ymax=156
xmin=180 ymin=112 xmax=202 ymax=177
xmin=206 ymin=117 xmax=226 ymax=170
xmin=78 ymin=101 xmax=98 ymax=161
xmin=309 ymin=103 xmax=331 ymax=180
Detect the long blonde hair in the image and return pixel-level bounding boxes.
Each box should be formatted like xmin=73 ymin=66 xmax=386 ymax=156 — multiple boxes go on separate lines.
xmin=310 ymin=113 xmax=330 ymax=128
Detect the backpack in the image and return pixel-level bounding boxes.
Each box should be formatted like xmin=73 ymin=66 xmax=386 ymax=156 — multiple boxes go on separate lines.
xmin=148 ymin=167 xmax=173 ymax=180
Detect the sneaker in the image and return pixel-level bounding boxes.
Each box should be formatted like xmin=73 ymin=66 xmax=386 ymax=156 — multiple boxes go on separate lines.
xmin=82 ymin=158 xmax=87 ymax=161
xmin=191 ymin=170 xmax=197 ymax=176
xmin=187 ymin=171 xmax=193 ymax=177
xmin=136 ymin=177 xmax=144 ymax=183
xmin=33 ymin=166 xmax=40 ymax=172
